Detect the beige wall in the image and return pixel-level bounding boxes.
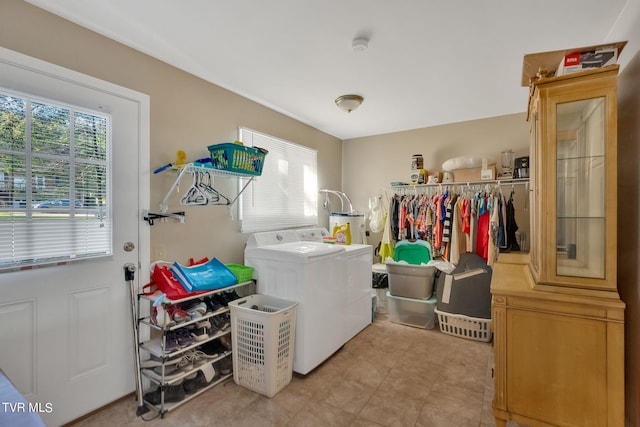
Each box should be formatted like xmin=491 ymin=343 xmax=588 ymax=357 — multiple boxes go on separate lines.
xmin=618 ymin=50 xmax=640 ymax=427
xmin=0 ymin=0 xmax=342 ymax=264
xmin=342 ymin=113 xmax=530 ymax=254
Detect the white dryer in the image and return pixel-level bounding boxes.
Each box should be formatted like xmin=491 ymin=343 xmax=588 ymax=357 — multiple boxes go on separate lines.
xmin=244 ymin=229 xmax=347 ymax=375
xmin=296 ymin=228 xmax=372 ymax=343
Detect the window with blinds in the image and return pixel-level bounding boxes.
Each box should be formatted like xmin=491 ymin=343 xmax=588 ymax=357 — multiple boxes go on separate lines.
xmin=238 ymin=127 xmax=317 ymax=233
xmin=0 ymin=90 xmax=112 ymax=270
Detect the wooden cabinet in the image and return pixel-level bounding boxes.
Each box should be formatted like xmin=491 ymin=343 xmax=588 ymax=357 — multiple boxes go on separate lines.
xmin=492 ymin=258 xmax=624 ymax=426
xmin=528 ymin=65 xmax=619 ymax=293
xmin=491 ymin=64 xmax=625 ymax=426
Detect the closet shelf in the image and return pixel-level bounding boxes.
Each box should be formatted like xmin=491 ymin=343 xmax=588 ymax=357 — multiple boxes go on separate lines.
xmin=390 ymin=177 xmax=530 ymax=190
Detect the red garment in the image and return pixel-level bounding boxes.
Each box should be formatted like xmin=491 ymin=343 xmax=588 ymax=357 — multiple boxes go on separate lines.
xmin=476 ymin=210 xmax=490 ymax=261
xmin=461 ymin=199 xmax=471 ymax=234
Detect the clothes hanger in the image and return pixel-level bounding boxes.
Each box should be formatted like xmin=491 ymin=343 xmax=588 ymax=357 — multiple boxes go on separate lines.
xmin=202 ymin=170 xmax=233 ymax=205
xmin=197 ymin=171 xmax=220 ymax=204
xmin=181 ymin=171 xmax=209 ymax=205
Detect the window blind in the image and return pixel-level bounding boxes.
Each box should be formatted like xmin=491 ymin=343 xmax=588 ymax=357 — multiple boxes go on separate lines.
xmin=0 ymin=90 xmax=112 ymax=270
xmin=238 ymin=127 xmax=317 ymax=233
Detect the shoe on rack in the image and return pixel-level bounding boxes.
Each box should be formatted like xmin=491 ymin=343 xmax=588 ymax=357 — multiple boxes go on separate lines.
xmin=207 ymin=321 xmax=220 ymax=337
xmin=175 ymin=328 xmax=194 ymax=347
xmin=181 ymin=300 xmax=208 ymax=316
xmin=212 ymin=293 xmax=229 ymax=307
xmin=224 ymin=289 xmax=242 ymax=302
xmin=190 ymin=349 xmax=216 ymax=365
xmin=164 ymin=330 xmax=180 ymax=353
xmin=195 ymin=319 xmax=211 ymax=329
xmin=203 ymin=295 xmax=225 ymax=313
xmin=218 ymin=356 xmax=233 ymax=376
xmin=144 ymin=381 xmax=186 ymax=405
xmin=200 ymin=340 xmax=228 ymax=359
xmin=214 ymin=356 xmax=233 ymax=376
xmin=149 ymin=364 xmax=183 ymax=380
xmin=213 ymin=340 xmax=231 ymax=357
xmin=175 ymin=353 xmax=194 ymax=372
xmin=183 ymin=371 xmax=202 ymax=395
xmin=166 ymin=305 xmax=191 ymax=323
xmin=219 ymin=334 xmax=232 ymax=351
xmin=141 ymin=355 xmax=181 ymax=369
xmin=151 ymin=305 xmax=175 ymax=328
xmin=211 ymin=314 xmax=231 ymax=333
xmin=191 ymin=326 xmax=209 ymax=342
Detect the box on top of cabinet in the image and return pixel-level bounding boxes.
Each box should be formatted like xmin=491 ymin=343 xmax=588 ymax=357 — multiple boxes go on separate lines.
xmin=521 ymin=41 xmax=627 ymax=86
xmin=556 ymin=47 xmax=618 ymax=76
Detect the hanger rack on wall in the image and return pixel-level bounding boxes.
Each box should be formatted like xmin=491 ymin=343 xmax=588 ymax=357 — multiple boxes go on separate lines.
xmin=144 ymin=163 xmax=257 ymax=226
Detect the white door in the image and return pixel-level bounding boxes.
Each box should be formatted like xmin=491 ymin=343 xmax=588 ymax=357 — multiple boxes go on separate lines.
xmin=0 ymin=49 xmax=150 ymax=426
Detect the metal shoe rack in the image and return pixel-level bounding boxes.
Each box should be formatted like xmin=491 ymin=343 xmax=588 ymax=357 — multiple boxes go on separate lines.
xmin=136 ymin=281 xmax=252 ymax=417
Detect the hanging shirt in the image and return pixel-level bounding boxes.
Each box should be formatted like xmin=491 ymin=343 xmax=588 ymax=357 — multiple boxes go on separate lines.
xmin=502 ymin=193 xmax=521 ymax=252
xmin=476 ymin=196 xmax=490 ymax=261
xmin=434 ymin=194 xmax=444 ymax=249
xmin=442 ymin=196 xmax=453 ymax=244
xmin=488 ymin=194 xmax=500 ymax=267
xmin=449 ymin=196 xmax=465 ymax=265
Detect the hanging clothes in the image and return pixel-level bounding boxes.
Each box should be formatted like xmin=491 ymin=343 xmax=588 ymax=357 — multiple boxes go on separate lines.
xmin=501 ymin=190 xmax=521 ymax=253
xmin=379 ymin=211 xmax=394 ymax=261
xmin=385 ymin=182 xmax=525 ymax=264
xmin=488 ymin=194 xmax=500 ymax=267
xmin=449 ymin=196 xmax=465 ymax=265
xmin=476 ymin=196 xmax=490 ymax=261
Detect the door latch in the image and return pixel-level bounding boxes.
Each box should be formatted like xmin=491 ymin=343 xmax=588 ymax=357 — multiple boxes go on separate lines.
xmin=123 ymin=263 xmax=137 ymax=281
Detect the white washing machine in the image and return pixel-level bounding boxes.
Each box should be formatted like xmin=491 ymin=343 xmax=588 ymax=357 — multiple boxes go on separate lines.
xmin=296 ymin=228 xmax=372 ymax=343
xmin=244 ymin=229 xmax=347 ymax=374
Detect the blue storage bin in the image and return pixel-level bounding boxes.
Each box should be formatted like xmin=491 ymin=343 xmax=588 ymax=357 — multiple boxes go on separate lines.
xmin=207 ymin=143 xmax=267 ymax=176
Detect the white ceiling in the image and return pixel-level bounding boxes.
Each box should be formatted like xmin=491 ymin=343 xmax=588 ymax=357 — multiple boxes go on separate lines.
xmin=26 ymin=0 xmax=630 ymax=140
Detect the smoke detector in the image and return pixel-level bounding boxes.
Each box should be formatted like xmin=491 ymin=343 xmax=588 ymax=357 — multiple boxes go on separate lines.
xmin=352 ymin=37 xmax=369 ymax=52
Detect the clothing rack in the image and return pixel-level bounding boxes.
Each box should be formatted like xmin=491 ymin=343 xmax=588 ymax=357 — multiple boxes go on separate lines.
xmin=386 ymin=178 xmax=529 ymax=198
xmin=384 ymin=178 xmax=529 ymax=264
xmin=389 ymin=177 xmax=529 ymax=190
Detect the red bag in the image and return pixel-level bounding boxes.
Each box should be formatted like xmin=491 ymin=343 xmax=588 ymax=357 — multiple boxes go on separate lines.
xmin=143 ymin=263 xmax=205 ymax=301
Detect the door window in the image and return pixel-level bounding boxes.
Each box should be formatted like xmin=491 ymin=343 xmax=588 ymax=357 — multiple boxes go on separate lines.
xmin=0 ymin=90 xmax=112 ymax=270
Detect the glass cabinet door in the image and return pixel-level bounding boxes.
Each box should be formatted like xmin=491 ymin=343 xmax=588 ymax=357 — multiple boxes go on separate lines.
xmin=555 ymin=97 xmax=606 ymax=279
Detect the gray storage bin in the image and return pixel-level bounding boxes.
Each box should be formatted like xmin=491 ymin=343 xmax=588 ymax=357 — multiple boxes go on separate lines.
xmin=435 ymin=253 xmax=492 ymax=319
xmin=387 ymin=262 xmax=436 ymax=299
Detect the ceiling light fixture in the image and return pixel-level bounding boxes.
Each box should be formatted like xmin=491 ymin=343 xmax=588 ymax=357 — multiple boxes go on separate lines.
xmin=335 ymin=94 xmax=364 ymax=113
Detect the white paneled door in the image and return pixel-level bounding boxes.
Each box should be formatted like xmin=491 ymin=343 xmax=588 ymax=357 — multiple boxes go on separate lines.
xmin=0 ymin=48 xmax=149 ymax=426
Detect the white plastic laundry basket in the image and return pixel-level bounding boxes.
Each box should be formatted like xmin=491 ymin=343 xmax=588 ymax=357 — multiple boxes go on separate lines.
xmin=229 ymin=294 xmax=297 ymax=398
xmin=435 ymin=308 xmax=493 ymax=342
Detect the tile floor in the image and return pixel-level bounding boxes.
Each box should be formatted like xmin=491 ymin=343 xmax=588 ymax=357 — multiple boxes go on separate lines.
xmin=70 ymin=313 xmax=516 ymax=427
